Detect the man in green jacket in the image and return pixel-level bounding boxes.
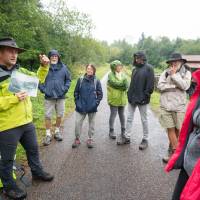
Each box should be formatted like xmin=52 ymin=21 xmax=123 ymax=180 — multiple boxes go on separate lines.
xmin=0 ymin=37 xmax=54 ymax=200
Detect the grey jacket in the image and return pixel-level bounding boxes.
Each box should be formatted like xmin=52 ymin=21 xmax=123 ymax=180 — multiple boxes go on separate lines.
xmin=184 ymin=108 xmax=200 ymax=175
xmin=157 ymin=65 xmax=191 ymax=112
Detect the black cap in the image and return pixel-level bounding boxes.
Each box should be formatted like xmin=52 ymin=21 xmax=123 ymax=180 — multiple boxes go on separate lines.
xmin=0 ymin=37 xmax=25 ymax=53
xmin=166 ymin=53 xmax=187 ymax=64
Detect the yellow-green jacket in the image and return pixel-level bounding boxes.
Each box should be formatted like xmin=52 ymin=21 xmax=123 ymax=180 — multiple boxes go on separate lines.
xmin=0 ymin=65 xmax=49 ymax=132
xmin=107 ymin=71 xmax=129 ymax=106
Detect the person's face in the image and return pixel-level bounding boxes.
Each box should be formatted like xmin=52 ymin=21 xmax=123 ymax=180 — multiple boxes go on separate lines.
xmin=135 ymin=56 xmax=144 ymax=64
xmin=0 ymin=47 xmax=18 ymax=68
xmin=115 ymin=65 xmax=123 ymax=73
xmin=86 ymin=65 xmax=94 ymax=76
xmin=169 ymin=61 xmax=182 ymax=70
xmin=50 ymin=55 xmax=59 ymax=64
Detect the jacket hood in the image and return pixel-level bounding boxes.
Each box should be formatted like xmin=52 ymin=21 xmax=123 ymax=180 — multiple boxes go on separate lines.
xmin=48 ymin=49 xmax=61 ymax=61
xmin=133 ymin=51 xmax=147 ymax=67
xmin=133 ymin=51 xmax=147 ymax=61
xmin=110 ymin=60 xmax=122 ymax=72
xmin=0 ymin=64 xmax=19 ymax=82
xmin=0 ymin=67 xmax=10 ymax=82
xmin=50 ymin=62 xmax=65 ymax=71
xmin=84 ymin=73 xmax=96 ymax=80
xmin=192 ymin=69 xmax=200 ymax=93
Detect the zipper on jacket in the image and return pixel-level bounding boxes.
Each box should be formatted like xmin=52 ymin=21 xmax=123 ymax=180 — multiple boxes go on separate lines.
xmin=23 ymin=100 xmax=28 ymax=120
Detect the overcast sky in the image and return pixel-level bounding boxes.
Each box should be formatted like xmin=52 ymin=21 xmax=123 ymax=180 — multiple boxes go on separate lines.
xmin=43 ymin=0 xmax=200 ymax=44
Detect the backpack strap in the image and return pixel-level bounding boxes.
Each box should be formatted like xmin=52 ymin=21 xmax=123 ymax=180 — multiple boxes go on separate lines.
xmin=79 ymin=75 xmax=98 ymax=91
xmin=79 ymin=75 xmax=84 ymax=90
xmin=94 ymin=77 xmax=97 ymax=91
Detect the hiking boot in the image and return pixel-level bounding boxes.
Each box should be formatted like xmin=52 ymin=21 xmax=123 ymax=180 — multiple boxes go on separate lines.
xmin=72 ymin=138 xmax=81 ymax=148
xmin=87 ymin=138 xmax=94 ymax=148
xmin=54 ymin=132 xmax=63 ymax=141
xmin=162 ymin=149 xmax=175 ymax=164
xmin=32 ymin=171 xmax=54 ymax=182
xmin=121 ymin=128 xmax=126 ymax=135
xmin=3 ymin=184 xmax=27 ymax=200
xmin=109 ymin=129 xmax=116 ymax=139
xmin=139 ymin=139 xmax=148 ymax=150
xmin=117 ymin=135 xmax=130 ymax=145
xmin=43 ymin=135 xmax=52 ymax=146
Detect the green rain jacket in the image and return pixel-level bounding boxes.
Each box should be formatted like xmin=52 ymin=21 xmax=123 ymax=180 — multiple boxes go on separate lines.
xmin=0 ymin=65 xmax=49 ymax=132
xmin=107 ymin=61 xmax=129 ymax=106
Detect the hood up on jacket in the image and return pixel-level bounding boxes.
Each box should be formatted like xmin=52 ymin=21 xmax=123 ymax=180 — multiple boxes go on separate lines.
xmin=48 ymin=49 xmax=66 ymax=71
xmin=166 ymin=69 xmax=200 ymax=172
xmin=48 ymin=49 xmax=61 ymax=62
xmin=110 ymin=60 xmax=122 ymax=72
xmin=133 ymin=51 xmax=147 ymax=67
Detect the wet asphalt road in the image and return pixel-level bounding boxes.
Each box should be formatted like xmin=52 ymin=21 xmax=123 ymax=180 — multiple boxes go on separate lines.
xmin=26 ymin=74 xmax=178 ymax=200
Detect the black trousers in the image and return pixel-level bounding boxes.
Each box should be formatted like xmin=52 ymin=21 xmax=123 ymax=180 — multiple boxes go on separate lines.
xmin=172 ymin=169 xmax=189 ymax=200
xmin=0 ymin=123 xmax=43 ymax=188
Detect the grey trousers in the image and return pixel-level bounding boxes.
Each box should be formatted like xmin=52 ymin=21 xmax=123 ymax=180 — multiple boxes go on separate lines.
xmin=126 ymin=103 xmax=149 ymax=140
xmin=75 ymin=112 xmax=96 ymax=138
xmin=109 ymin=105 xmax=126 ymax=130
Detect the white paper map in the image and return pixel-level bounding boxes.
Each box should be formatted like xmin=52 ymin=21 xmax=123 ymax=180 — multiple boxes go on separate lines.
xmin=9 ymin=70 xmax=39 ymax=97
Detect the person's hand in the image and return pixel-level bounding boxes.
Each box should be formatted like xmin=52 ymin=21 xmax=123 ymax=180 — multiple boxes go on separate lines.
xmin=15 ymin=91 xmax=28 ymax=101
xmin=169 ymin=65 xmax=178 ymax=75
xmin=39 ymin=54 xmax=50 ymax=66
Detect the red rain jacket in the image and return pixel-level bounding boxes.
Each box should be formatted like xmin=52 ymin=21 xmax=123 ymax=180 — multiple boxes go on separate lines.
xmin=165 ymin=69 xmax=200 ymax=200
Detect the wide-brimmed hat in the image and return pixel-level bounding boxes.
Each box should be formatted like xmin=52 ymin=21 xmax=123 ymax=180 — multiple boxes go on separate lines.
xmin=0 ymin=37 xmax=25 ymax=53
xmin=166 ymin=53 xmax=187 ymax=64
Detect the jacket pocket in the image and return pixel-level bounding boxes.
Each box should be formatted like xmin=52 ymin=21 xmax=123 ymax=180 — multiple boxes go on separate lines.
xmin=75 ymin=98 xmax=83 ymax=112
xmin=54 ymin=82 xmax=65 ymax=97
xmin=45 ymin=84 xmax=53 ymax=97
xmin=87 ymin=101 xmax=97 ymax=112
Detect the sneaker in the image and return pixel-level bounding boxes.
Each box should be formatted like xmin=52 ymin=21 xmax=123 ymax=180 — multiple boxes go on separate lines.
xmin=109 ymin=129 xmax=116 ymax=139
xmin=43 ymin=135 xmax=52 ymax=146
xmin=3 ymin=184 xmax=27 ymax=200
xmin=87 ymin=138 xmax=94 ymax=148
xmin=139 ymin=139 xmax=148 ymax=150
xmin=54 ymin=132 xmax=63 ymax=141
xmin=72 ymin=138 xmax=81 ymax=148
xmin=32 ymin=171 xmax=54 ymax=182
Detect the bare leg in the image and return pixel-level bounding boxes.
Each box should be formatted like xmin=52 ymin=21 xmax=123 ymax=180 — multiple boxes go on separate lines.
xmin=167 ymin=127 xmax=178 ymax=150
xmin=56 ymin=117 xmax=62 ymax=129
xmin=45 ymin=119 xmax=51 ymax=132
xmin=162 ymin=127 xmax=178 ymax=163
xmin=175 ymin=128 xmax=180 ymax=140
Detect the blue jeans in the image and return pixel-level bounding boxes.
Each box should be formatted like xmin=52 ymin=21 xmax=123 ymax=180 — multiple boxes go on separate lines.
xmin=0 ymin=123 xmax=43 ymax=188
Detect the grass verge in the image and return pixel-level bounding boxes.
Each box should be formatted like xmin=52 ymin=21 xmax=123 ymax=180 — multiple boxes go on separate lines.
xmin=150 ymin=91 xmax=161 ymax=116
